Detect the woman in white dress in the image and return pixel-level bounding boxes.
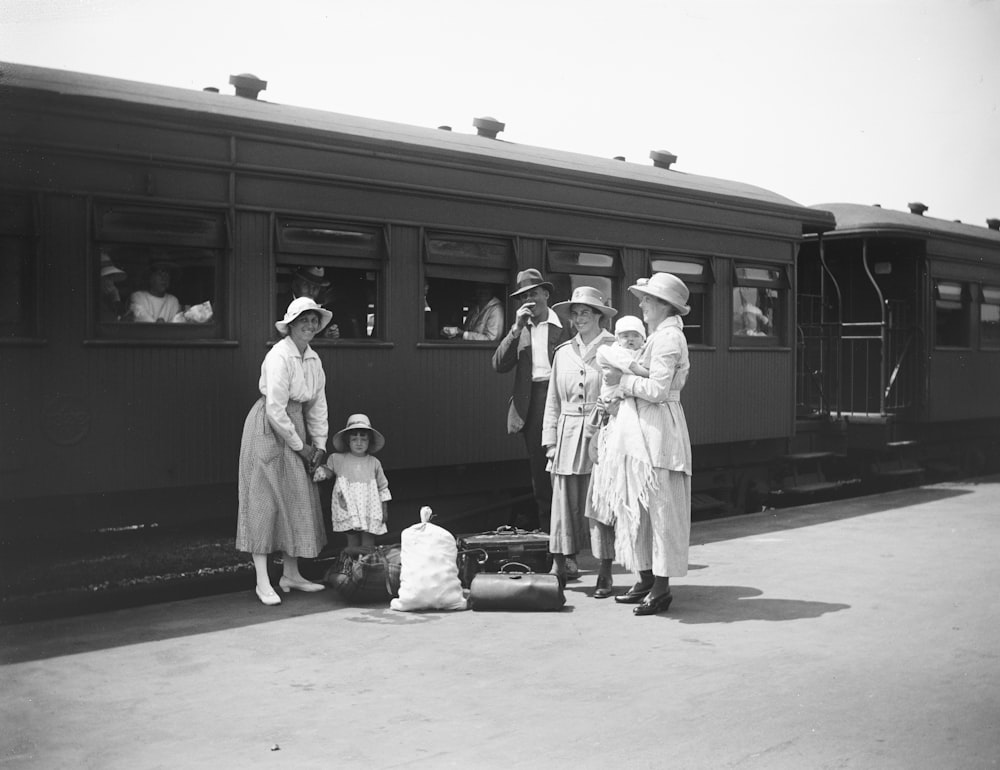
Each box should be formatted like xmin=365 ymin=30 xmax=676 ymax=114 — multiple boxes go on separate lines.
xmin=236 ymin=297 xmax=332 ymax=605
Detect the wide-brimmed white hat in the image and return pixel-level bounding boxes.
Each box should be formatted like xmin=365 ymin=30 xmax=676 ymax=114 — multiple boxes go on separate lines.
xmin=100 ymin=252 xmax=126 ymax=282
xmin=614 ymin=314 xmax=646 ymax=339
xmin=551 ymin=285 xmax=617 ymax=318
xmin=628 ymin=273 xmax=690 ymax=316
xmin=332 ymin=413 xmax=386 ymax=453
xmin=275 ymin=296 xmax=334 ymax=334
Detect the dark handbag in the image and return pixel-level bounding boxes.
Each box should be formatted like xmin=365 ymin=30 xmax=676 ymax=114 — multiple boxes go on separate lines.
xmin=325 ymin=544 xmax=402 ymax=603
xmin=469 ymin=562 xmax=566 ymax=611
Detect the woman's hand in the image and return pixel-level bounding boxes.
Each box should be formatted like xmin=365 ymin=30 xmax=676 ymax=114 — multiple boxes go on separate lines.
xmin=297 ymin=445 xmax=320 ymax=470
xmin=545 ymin=445 xmax=556 ymax=460
xmin=603 ymin=369 xmax=623 ymax=387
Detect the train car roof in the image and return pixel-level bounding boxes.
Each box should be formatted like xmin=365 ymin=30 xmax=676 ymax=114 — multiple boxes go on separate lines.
xmin=814 ymin=203 xmax=1000 ymax=245
xmin=1 ymin=61 xmax=834 ymax=233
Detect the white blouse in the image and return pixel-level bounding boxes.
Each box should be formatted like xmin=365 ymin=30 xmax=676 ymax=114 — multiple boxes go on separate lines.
xmin=258 ymin=336 xmax=329 ymax=452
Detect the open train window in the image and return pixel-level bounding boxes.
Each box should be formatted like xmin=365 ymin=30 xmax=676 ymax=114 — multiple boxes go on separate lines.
xmin=0 ymin=194 xmax=39 ymax=341
xmin=980 ymin=286 xmax=1000 ymax=350
xmin=934 ymin=280 xmax=971 ymax=348
xmin=546 ymin=246 xmax=620 ymax=330
xmin=93 ymin=203 xmax=227 ymax=341
xmin=423 ymin=232 xmax=513 ymax=342
xmin=650 ymin=256 xmax=713 ymax=346
xmin=732 ymin=263 xmax=788 ymax=347
xmin=276 ymin=219 xmax=386 ymax=342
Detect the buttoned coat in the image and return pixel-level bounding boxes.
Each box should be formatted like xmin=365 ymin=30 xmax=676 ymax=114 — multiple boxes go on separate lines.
xmin=492 ymin=313 xmax=572 ymax=433
xmin=542 ymin=330 xmax=616 ymax=474
xmin=620 ymin=316 xmax=692 ymax=474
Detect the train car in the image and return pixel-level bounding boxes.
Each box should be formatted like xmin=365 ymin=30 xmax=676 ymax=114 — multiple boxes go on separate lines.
xmin=794 ymin=203 xmax=1000 ymax=487
xmin=0 ymin=62 xmax=834 ymax=534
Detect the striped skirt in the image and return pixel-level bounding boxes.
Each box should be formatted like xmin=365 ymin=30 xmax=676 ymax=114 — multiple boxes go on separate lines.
xmin=235 ymin=397 xmax=327 ymax=557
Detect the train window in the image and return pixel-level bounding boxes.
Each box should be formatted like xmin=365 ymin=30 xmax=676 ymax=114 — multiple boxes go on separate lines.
xmin=732 ymin=264 xmax=788 ymax=346
xmin=979 ymin=286 xmax=1000 ymax=350
xmin=423 ymin=233 xmax=513 ymax=341
xmin=276 ymin=220 xmax=386 ymax=341
xmin=934 ymin=280 xmax=971 ymax=348
xmin=650 ymin=256 xmax=713 ymax=346
xmin=93 ymin=203 xmax=227 ymax=340
xmin=0 ymin=194 xmax=38 ymax=340
xmin=546 ymin=246 xmax=620 ymax=326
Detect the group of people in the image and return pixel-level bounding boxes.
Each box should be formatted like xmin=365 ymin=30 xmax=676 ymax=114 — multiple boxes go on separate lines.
xmin=235 ymin=267 xmax=692 ymax=617
xmin=99 ymin=253 xmax=212 ymax=324
xmin=491 ymin=268 xmax=692 ymax=616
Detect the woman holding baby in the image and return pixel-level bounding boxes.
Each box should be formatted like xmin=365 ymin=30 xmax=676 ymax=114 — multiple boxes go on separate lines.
xmin=593 ymin=273 xmax=693 ymax=616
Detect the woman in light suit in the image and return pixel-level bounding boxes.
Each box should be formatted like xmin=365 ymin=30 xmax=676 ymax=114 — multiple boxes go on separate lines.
xmin=541 ymin=286 xmax=616 ymax=586
xmin=598 ymin=273 xmax=692 ymax=616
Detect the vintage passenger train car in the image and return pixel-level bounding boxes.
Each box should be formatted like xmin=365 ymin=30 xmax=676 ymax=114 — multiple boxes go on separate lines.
xmin=1 ymin=62 xmax=996 ymax=535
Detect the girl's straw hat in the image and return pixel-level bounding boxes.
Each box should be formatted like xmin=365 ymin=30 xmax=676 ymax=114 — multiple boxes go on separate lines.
xmin=627 ymin=273 xmax=690 ymax=316
xmin=332 ymin=413 xmax=386 ymax=453
xmin=551 ymin=285 xmax=617 ymax=318
xmin=275 ymin=296 xmax=333 ymax=334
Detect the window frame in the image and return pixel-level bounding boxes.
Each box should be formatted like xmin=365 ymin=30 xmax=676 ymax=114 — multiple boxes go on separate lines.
xmin=649 ymin=254 xmax=714 ymax=347
xmin=545 ymin=244 xmax=622 ymax=326
xmin=933 ymin=278 xmax=972 ymax=350
xmin=274 ymin=217 xmax=388 ymax=345
xmin=978 ymin=284 xmax=1000 ymax=351
xmin=420 ymin=230 xmax=515 ymax=345
xmin=731 ymin=261 xmax=790 ymax=348
xmin=89 ymin=201 xmax=230 ymax=344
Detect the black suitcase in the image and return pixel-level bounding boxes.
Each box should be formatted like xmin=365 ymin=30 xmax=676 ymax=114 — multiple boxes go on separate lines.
xmin=456 ymin=526 xmax=552 ymax=588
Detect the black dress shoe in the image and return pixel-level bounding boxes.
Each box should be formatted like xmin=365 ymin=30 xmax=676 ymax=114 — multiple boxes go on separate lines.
xmin=633 ymin=592 xmax=673 ymax=616
xmin=593 ymin=576 xmax=615 ymax=599
xmin=613 ymin=586 xmax=651 ymax=604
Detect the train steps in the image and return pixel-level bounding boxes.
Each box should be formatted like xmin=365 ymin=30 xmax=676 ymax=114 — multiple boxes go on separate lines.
xmin=766 ymin=451 xmax=861 ymax=507
xmin=867 ymin=440 xmax=926 ymax=488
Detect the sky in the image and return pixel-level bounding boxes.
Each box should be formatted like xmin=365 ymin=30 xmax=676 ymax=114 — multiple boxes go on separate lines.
xmin=2 ymin=0 xmax=999 ymax=227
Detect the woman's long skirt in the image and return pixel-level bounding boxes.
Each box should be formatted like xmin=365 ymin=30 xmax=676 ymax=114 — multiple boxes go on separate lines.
xmin=632 ymin=469 xmax=690 ymax=577
xmin=549 ymin=473 xmax=594 ymax=556
xmin=236 ymin=397 xmax=327 ymax=557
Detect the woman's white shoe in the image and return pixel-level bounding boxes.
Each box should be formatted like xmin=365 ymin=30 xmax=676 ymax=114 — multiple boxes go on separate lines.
xmin=255 ymin=584 xmax=282 ymax=605
xmin=278 ymin=575 xmax=326 ymax=593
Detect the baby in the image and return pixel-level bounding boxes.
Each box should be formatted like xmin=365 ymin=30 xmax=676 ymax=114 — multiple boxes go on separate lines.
xmin=587 ymin=316 xmax=649 ymax=454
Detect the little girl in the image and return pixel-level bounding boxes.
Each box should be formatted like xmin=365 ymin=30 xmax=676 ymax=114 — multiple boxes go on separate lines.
xmin=313 ymin=413 xmax=391 ymax=548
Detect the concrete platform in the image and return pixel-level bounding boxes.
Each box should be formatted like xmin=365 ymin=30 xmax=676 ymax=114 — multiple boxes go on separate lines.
xmin=3 ymin=479 xmax=999 ymax=769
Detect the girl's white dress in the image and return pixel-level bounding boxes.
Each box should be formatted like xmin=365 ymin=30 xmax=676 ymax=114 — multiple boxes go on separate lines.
xmin=328 ymin=453 xmax=392 ymax=535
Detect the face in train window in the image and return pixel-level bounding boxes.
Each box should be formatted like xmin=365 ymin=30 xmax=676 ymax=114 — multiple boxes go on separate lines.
xmin=651 ymin=257 xmax=712 ymax=346
xmin=93 ymin=204 xmax=225 ymax=339
xmin=732 ymin=264 xmax=788 ymax=345
xmin=0 ymin=195 xmax=37 ymax=339
xmin=981 ymin=286 xmax=1000 ymax=350
xmin=423 ymin=234 xmax=513 ymax=341
xmin=934 ymin=280 xmax=970 ymax=348
xmin=276 ymin=221 xmax=385 ymax=341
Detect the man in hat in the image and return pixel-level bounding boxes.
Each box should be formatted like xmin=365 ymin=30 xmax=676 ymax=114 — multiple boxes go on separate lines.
xmin=98 ymin=252 xmax=131 ymax=322
xmin=281 ymin=266 xmax=340 ymax=338
xmin=492 ymin=269 xmax=572 ymax=531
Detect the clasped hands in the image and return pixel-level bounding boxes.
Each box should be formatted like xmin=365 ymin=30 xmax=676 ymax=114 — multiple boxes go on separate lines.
xmin=297 ymin=445 xmax=326 ymax=474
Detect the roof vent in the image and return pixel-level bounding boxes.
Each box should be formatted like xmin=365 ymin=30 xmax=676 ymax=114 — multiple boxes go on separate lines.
xmin=473 ymin=116 xmax=505 ymax=139
xmin=907 ymin=202 xmax=928 ymax=216
xmin=229 ymin=73 xmax=267 ymax=100
xmin=650 ymin=150 xmax=677 ymax=170
xmin=873 ymin=203 xmax=882 ymax=208
xmin=437 ymin=125 xmax=452 ymax=131
xmin=988 ymin=218 xmax=1000 ymax=231
xmin=613 ymin=156 xmax=626 ymax=161
xmin=203 ymin=86 xmax=220 ymax=93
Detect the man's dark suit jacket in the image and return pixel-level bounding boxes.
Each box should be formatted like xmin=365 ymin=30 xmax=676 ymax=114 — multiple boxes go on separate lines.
xmin=492 ymin=318 xmax=572 ymax=432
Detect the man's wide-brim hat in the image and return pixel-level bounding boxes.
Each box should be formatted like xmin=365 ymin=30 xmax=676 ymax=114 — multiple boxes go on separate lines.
xmin=510 ymin=268 xmax=554 ymax=297
xmin=99 ymin=252 xmax=126 ymax=282
xmin=294 ymin=266 xmax=331 ymax=286
xmin=628 ymin=272 xmax=691 ymax=316
xmin=275 ymin=296 xmax=334 ymax=334
xmin=332 ymin=413 xmax=386 ymax=453
xmin=552 ymin=285 xmax=617 ymax=318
